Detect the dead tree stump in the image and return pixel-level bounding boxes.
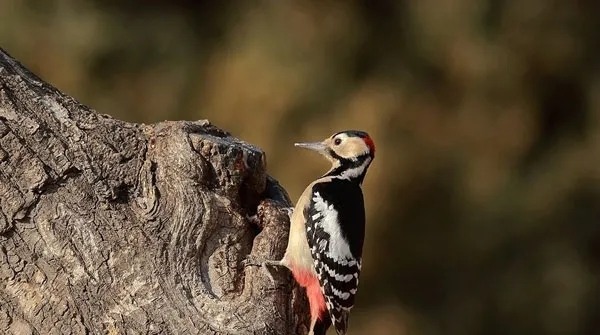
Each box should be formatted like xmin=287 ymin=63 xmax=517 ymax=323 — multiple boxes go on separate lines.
xmin=0 ymin=47 xmax=308 ymax=335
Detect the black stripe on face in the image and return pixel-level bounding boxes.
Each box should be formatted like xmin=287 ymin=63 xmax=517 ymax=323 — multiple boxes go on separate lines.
xmin=328 ymin=148 xmax=343 ymax=161
xmin=326 ymin=152 xmax=372 ymax=182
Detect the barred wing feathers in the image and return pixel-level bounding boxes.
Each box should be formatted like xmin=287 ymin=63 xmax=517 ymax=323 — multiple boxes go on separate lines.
xmin=305 ymin=179 xmax=366 ymax=334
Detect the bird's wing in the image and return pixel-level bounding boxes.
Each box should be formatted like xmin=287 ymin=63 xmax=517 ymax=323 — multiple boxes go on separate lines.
xmin=305 ymin=179 xmax=365 ymax=334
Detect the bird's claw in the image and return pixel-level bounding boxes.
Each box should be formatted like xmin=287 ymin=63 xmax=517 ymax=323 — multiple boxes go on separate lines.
xmin=242 ymin=256 xmax=280 ymax=285
xmin=283 ymin=207 xmax=294 ymax=220
xmin=246 ymin=214 xmax=260 ymax=225
xmin=242 ymin=255 xmax=261 ymax=268
xmin=262 ymin=266 xmax=276 ymax=285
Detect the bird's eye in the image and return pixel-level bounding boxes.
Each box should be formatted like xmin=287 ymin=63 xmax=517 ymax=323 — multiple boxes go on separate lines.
xmin=334 ymin=138 xmax=342 ymax=145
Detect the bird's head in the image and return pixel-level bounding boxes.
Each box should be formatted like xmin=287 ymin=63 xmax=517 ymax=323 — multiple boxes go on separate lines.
xmin=295 ymin=130 xmax=375 ymax=183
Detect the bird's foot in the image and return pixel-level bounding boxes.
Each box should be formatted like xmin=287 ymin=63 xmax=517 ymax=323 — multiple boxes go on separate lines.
xmin=282 ymin=207 xmax=294 ymax=220
xmin=242 ymin=256 xmax=282 ymax=284
xmin=246 ymin=213 xmax=260 ymax=225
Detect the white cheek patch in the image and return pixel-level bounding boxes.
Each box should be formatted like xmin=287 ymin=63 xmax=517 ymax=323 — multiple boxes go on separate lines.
xmin=334 ymin=138 xmax=370 ymax=159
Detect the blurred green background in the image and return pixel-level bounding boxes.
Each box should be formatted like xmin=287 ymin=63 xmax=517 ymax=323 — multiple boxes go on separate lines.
xmin=2 ymin=0 xmax=599 ymax=334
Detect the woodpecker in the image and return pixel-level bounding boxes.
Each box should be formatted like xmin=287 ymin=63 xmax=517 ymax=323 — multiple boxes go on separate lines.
xmin=252 ymin=130 xmax=375 ymax=335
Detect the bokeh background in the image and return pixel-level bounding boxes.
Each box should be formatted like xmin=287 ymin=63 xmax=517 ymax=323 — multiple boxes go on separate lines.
xmin=2 ymin=1 xmax=599 ymax=334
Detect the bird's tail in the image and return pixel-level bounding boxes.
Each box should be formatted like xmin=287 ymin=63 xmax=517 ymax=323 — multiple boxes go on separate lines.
xmin=332 ymin=311 xmax=349 ymax=334
xmin=313 ymin=314 xmax=332 ymax=335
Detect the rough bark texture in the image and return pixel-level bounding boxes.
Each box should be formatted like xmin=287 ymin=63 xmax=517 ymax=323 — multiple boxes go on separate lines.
xmin=0 ymin=48 xmax=309 ymax=335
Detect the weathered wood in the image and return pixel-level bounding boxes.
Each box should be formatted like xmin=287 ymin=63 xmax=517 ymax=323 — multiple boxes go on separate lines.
xmin=0 ymin=47 xmax=308 ymax=335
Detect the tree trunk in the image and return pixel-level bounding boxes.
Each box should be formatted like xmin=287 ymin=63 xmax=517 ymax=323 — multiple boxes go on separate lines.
xmin=0 ymin=48 xmax=308 ymax=335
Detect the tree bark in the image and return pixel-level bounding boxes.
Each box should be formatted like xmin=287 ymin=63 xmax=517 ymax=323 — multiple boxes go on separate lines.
xmin=0 ymin=48 xmax=308 ymax=335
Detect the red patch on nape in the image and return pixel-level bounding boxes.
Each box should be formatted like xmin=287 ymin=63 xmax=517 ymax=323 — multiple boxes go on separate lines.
xmin=362 ymin=135 xmax=376 ymax=154
xmin=290 ymin=265 xmax=328 ymax=322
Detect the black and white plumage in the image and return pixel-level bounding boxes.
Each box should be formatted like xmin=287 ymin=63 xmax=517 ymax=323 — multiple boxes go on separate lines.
xmin=306 ymin=179 xmax=366 ymax=333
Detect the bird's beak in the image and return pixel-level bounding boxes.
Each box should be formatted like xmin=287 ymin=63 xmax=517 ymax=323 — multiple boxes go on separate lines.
xmin=294 ymin=141 xmax=328 ymax=155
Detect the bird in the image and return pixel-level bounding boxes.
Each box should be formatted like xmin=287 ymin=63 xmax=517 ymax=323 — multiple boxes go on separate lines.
xmin=249 ymin=130 xmax=375 ymax=335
